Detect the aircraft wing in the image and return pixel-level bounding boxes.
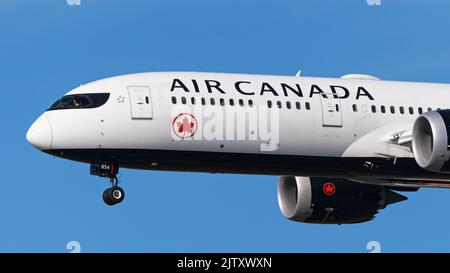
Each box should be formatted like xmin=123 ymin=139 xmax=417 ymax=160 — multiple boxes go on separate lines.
xmin=342 ymin=123 xmax=413 ymax=159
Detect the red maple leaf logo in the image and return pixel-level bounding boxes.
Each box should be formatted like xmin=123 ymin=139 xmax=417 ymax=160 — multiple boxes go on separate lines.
xmin=172 ymin=113 xmax=198 ymax=139
xmin=323 ymin=182 xmax=336 ymax=196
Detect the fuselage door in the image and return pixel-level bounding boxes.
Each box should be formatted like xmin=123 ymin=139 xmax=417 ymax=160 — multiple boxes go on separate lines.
xmin=127 ymin=86 xmax=153 ymax=119
xmin=320 ymin=93 xmax=342 ymax=127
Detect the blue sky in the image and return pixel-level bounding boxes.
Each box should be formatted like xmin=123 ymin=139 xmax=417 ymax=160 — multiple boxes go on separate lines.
xmin=2 ymin=0 xmax=450 ymax=252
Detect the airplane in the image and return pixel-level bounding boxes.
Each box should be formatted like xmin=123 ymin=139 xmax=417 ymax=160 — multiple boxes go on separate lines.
xmin=25 ymin=71 xmax=450 ymax=224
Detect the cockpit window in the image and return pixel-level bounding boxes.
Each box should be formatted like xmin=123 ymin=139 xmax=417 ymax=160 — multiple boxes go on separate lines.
xmin=48 ymin=93 xmax=110 ymax=111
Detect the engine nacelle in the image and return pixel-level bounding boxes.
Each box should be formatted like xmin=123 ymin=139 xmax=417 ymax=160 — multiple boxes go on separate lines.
xmin=277 ymin=176 xmax=407 ymax=224
xmin=412 ymin=110 xmax=450 ymax=173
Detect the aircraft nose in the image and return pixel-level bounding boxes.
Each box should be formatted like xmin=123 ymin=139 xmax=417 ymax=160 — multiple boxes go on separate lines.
xmin=26 ymin=113 xmax=52 ymax=150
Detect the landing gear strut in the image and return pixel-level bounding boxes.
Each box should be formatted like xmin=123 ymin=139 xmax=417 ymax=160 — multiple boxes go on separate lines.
xmin=90 ymin=163 xmax=125 ymax=206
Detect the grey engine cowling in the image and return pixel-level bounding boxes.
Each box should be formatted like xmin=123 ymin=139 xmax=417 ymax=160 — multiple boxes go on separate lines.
xmin=277 ymin=176 xmax=407 ymax=224
xmin=412 ymin=110 xmax=450 ymax=173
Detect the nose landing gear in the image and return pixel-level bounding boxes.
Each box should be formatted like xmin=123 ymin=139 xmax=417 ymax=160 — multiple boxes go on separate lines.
xmin=103 ymin=177 xmax=125 ymax=206
xmin=90 ymin=163 xmax=125 ymax=206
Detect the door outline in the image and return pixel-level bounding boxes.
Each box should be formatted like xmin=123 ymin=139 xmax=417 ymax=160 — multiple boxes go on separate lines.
xmin=127 ymin=86 xmax=153 ymax=120
xmin=320 ymin=93 xmax=342 ymax=127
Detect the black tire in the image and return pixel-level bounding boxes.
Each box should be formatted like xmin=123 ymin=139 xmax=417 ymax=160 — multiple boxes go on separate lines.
xmin=102 ymin=188 xmax=116 ymax=206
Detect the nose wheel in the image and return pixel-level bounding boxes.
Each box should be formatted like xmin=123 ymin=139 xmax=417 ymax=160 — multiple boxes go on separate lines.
xmin=90 ymin=163 xmax=125 ymax=206
xmin=102 ymin=177 xmax=125 ymax=206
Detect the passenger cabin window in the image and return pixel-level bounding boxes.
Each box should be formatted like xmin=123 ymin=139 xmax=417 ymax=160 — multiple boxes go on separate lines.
xmin=286 ymin=101 xmax=291 ymax=109
xmin=277 ymin=101 xmax=282 ymax=109
xmin=352 ymin=104 xmax=358 ymax=112
xmin=248 ymin=100 xmax=253 ymax=107
xmin=48 ymin=93 xmax=110 ymax=111
xmin=418 ymin=107 xmax=423 ymax=114
xmin=296 ymin=102 xmax=301 ymax=110
xmin=171 ymin=96 xmax=177 ymax=104
xmin=381 ymin=105 xmax=386 ymax=113
xmin=181 ymin=97 xmax=187 ymax=104
xmin=371 ymin=105 xmax=376 ymax=113
xmin=427 ymin=107 xmax=432 ymax=112
xmin=390 ymin=106 xmax=395 ymax=114
xmin=191 ymin=97 xmax=196 ymax=105
xmin=220 ymin=98 xmax=225 ymax=106
xmin=267 ymin=101 xmax=272 ymax=108
xmin=409 ymin=107 xmax=414 ymax=115
xmin=305 ymin=102 xmax=310 ymax=110
xmin=399 ymin=106 xmax=404 ymax=114
xmin=229 ymin=99 xmax=234 ymax=106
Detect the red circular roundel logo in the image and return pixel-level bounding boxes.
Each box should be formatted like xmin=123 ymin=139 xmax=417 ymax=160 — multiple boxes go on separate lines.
xmin=172 ymin=113 xmax=198 ymax=139
xmin=323 ymin=182 xmax=336 ymax=196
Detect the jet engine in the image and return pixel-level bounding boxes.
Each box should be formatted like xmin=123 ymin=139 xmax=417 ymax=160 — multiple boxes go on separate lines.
xmin=277 ymin=176 xmax=407 ymax=224
xmin=412 ymin=110 xmax=450 ymax=173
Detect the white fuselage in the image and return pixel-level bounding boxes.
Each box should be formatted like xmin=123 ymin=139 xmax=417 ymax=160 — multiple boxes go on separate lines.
xmin=26 ymin=72 xmax=450 ymax=186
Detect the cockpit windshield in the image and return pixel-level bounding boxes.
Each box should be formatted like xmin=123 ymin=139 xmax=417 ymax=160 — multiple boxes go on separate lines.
xmin=48 ymin=93 xmax=110 ymax=111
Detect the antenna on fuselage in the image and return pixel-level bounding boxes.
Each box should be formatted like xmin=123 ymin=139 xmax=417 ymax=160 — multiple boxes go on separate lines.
xmin=295 ymin=69 xmax=301 ymax=77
